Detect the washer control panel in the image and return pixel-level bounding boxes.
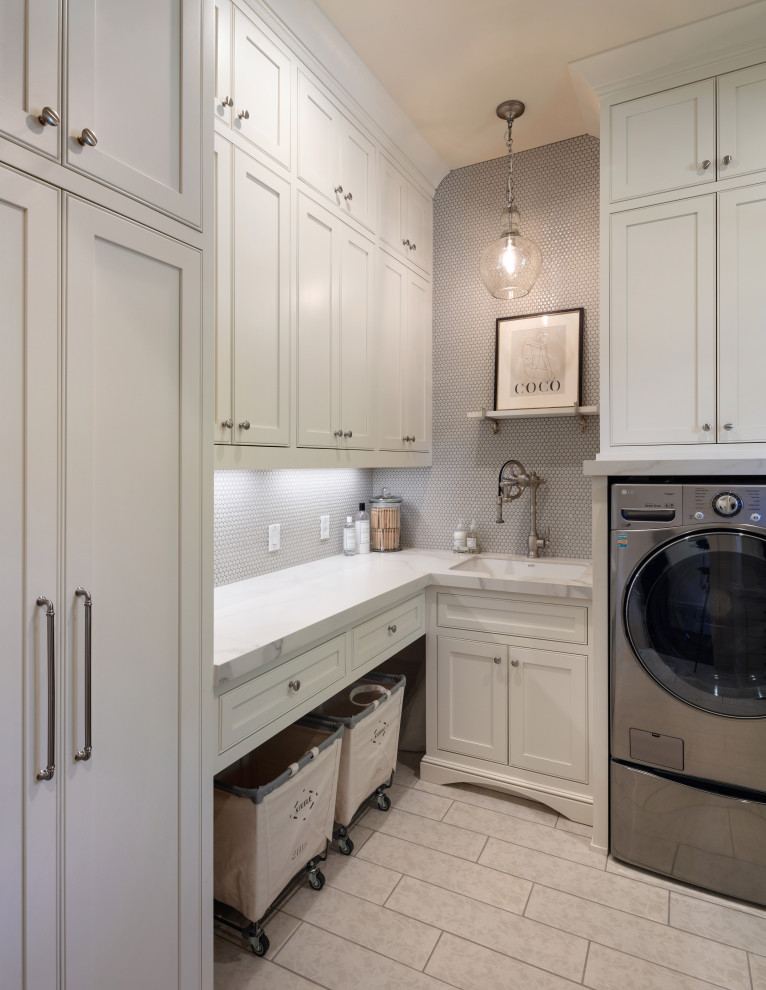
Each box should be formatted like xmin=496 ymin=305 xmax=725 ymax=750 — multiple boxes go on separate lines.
xmin=684 ymin=485 xmax=766 ymax=527
xmin=712 ymin=491 xmax=743 ymax=517
xmin=611 ymin=483 xmax=766 ymax=530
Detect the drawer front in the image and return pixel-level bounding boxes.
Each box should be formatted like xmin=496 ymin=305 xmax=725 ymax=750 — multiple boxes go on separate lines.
xmin=436 ymin=593 xmax=587 ymax=646
xmin=219 ymin=633 xmax=346 ymax=752
xmin=352 ymin=593 xmax=425 ymax=669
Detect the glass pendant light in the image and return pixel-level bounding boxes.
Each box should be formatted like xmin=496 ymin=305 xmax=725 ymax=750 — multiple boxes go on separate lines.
xmin=480 ymin=100 xmax=542 ymax=300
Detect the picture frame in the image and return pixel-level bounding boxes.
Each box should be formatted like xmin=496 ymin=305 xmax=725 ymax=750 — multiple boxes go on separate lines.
xmin=494 ymin=308 xmax=584 ymax=412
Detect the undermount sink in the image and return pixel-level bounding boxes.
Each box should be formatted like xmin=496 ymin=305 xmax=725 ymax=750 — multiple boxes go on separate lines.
xmin=449 ymin=555 xmax=590 ymax=581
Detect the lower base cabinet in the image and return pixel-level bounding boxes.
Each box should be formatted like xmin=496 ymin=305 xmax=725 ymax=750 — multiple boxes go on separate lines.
xmin=425 ymin=589 xmax=592 ymax=824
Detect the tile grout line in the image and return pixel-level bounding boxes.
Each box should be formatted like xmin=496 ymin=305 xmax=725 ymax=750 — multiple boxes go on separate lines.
xmin=421 ymin=928 xmax=446 ymax=975
xmin=438 ymin=797 xmax=454 ymax=821
xmin=580 ymin=939 xmax=592 ymax=985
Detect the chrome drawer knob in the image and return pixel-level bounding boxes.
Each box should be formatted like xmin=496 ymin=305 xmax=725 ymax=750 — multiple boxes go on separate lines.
xmin=222 ymin=419 xmax=233 ymax=429
xmin=722 ymin=154 xmax=734 ymax=165
xmin=334 ymin=185 xmax=343 ymax=194
xmin=510 ymin=658 xmax=520 ymax=667
xmin=238 ymin=109 xmax=250 ymax=120
xmin=239 ymin=420 xmax=250 ymax=430
xmin=289 ymin=679 xmax=301 ymax=691
xmin=699 ymin=160 xmax=711 ymax=170
xmin=38 ymin=106 xmax=60 ymax=127
xmin=493 ymin=656 xmax=502 ymax=665
xmin=333 ymin=429 xmax=343 ymax=438
xmin=77 ymin=128 xmax=98 ymax=147
xmin=723 ymin=422 xmax=734 ymax=431
xmin=410 ymin=243 xmax=416 ymax=251
xmin=701 ymin=423 xmax=711 ymax=432
xmin=402 ymin=238 xmax=410 ymax=247
xmin=220 ymin=95 xmax=233 ymax=107
xmin=343 ymin=430 xmax=353 ymax=438
xmin=344 ymin=192 xmax=353 ymax=201
xmin=388 ymin=624 xmax=397 ymax=634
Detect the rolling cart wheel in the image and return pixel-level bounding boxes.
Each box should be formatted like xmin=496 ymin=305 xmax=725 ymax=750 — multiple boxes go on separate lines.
xmin=337 ymin=836 xmax=354 ymax=856
xmin=309 ymin=869 xmax=326 ymax=890
xmin=376 ymin=792 xmax=391 ymax=812
xmin=249 ymin=931 xmax=269 ymax=956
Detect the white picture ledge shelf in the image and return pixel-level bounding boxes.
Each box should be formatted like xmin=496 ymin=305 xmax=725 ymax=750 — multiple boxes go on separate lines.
xmin=468 ymin=404 xmax=599 ymax=434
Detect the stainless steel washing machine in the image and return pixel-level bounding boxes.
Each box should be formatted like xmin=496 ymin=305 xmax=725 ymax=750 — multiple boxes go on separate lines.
xmin=610 ymin=481 xmax=766 ymax=905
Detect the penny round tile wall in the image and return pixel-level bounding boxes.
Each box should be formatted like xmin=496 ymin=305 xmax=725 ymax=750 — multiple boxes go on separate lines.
xmin=372 ymin=135 xmax=600 ymax=559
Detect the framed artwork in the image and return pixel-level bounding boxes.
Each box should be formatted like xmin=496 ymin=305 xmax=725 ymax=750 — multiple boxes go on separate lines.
xmin=494 ymin=308 xmax=584 ymax=411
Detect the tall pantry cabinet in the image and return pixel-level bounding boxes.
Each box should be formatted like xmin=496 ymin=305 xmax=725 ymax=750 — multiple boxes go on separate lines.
xmin=0 ymin=2 xmax=209 ymax=989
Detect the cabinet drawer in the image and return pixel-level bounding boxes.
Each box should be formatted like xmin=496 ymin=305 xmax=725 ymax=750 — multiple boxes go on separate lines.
xmin=436 ymin=593 xmax=587 ymax=645
xmin=352 ymin=593 xmax=425 ymax=669
xmin=219 ymin=634 xmax=346 ymax=752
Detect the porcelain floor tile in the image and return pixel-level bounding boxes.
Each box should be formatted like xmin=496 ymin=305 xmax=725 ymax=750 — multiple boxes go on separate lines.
xmin=750 ymin=952 xmax=766 ymax=990
xmin=274 ymin=921 xmax=453 ymax=990
xmin=525 ymin=885 xmax=751 ymax=990
xmin=556 ymin=815 xmax=593 ymax=837
xmin=395 ymin=757 xmax=421 ymax=788
xmin=415 ymin=778 xmax=558 ymax=825
xmin=426 ymin=932 xmax=583 ymax=990
xmin=386 ymin=875 xmax=588 ymax=982
xmin=670 ymin=892 xmax=766 ymax=956
xmin=479 ymin=836 xmax=668 ymax=921
xmin=281 ymin=882 xmax=440 ymax=969
xmin=322 ymin=849 xmax=402 ymax=905
xmin=214 ymin=936 xmax=321 ymax=990
xmin=444 ymin=800 xmax=606 ymax=869
xmin=584 ymin=942 xmax=729 ymax=990
xmin=388 ymin=782 xmax=453 ymax=820
xmin=358 ymin=831 xmax=531 ymax=913
xmin=347 ymin=822 xmax=373 ymax=855
xmin=360 ymin=806 xmax=487 ymax=861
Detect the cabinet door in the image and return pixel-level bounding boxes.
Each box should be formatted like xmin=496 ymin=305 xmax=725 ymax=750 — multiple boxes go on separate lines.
xmin=232 ymin=147 xmax=291 ymax=446
xmin=379 ymin=153 xmax=406 ymax=257
xmin=0 ymin=166 xmax=59 ymax=990
xmin=340 ymin=115 xmax=376 ymax=232
xmin=297 ymin=194 xmax=340 ymax=446
xmin=63 ymin=199 xmax=201 ymax=990
xmin=214 ymin=0 xmax=233 ymax=127
xmin=719 ymin=182 xmax=766 ymax=443
xmin=403 ymin=271 xmax=432 ymax=452
xmin=405 ymin=182 xmax=432 ymax=274
xmin=214 ymin=135 xmax=233 ymax=443
xmin=509 ymin=648 xmax=588 ymax=783
xmin=437 ymin=638 xmax=508 ymax=763
xmin=377 ymin=249 xmax=407 ymax=449
xmin=67 ymin=0 xmax=202 ymax=226
xmin=718 ymin=63 xmax=766 ymax=182
xmin=233 ymin=8 xmax=291 ymax=169
xmin=0 ymin=0 xmax=61 ymax=158
xmin=610 ymin=196 xmax=717 ymax=445
xmin=297 ymin=72 xmax=340 ymax=202
xmin=610 ymin=80 xmax=716 ymax=201
xmin=339 ymin=224 xmax=375 ymax=448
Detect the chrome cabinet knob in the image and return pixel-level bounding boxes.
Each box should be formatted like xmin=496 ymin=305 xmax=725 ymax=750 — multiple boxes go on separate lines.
xmin=344 ymin=192 xmax=353 ymax=201
xmin=699 ymin=160 xmax=711 ymax=170
xmin=343 ymin=430 xmax=353 ymax=438
xmin=510 ymin=658 xmax=520 ymax=667
xmin=333 ymin=429 xmax=343 ymax=438
xmin=334 ymin=185 xmax=343 ymax=194
xmin=723 ymin=422 xmax=734 ymax=431
xmin=388 ymin=624 xmax=397 ymax=634
xmin=701 ymin=423 xmax=711 ymax=432
xmin=222 ymin=419 xmax=233 ymax=429
xmin=38 ymin=106 xmax=60 ymax=127
xmin=220 ymin=95 xmax=233 ymax=107
xmin=289 ymin=679 xmax=301 ymax=691
xmin=238 ymin=109 xmax=249 ymax=120
xmin=77 ymin=128 xmax=98 ymax=147
xmin=411 ymin=435 xmax=416 ymax=442
xmin=410 ymin=243 xmax=416 ymax=251
xmin=722 ymin=154 xmax=734 ymax=165
xmin=493 ymin=656 xmax=502 ymax=665
xmin=402 ymin=435 xmax=411 ymax=443
xmin=239 ymin=420 xmax=250 ymax=430
xmin=402 ymin=238 xmax=410 ymax=247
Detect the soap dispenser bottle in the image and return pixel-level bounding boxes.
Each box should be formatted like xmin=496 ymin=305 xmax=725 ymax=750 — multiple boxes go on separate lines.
xmin=467 ymin=518 xmax=479 ymax=553
xmin=343 ymin=516 xmax=356 ymax=556
xmin=453 ymin=518 xmax=467 ymax=552
xmin=355 ymin=502 xmax=371 ymax=554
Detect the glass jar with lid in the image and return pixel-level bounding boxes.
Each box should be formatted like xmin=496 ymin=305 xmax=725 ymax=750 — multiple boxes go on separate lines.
xmin=369 ymin=488 xmax=403 ymax=552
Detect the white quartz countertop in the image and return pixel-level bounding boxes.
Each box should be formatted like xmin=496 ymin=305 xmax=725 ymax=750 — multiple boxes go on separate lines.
xmin=214 ymin=549 xmax=592 ymax=691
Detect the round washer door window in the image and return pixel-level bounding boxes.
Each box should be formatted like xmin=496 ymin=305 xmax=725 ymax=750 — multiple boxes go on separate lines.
xmin=624 ymin=530 xmax=766 ymax=717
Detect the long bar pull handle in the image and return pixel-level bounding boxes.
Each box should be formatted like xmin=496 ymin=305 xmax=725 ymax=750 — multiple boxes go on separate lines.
xmin=36 ymin=597 xmax=56 ymax=781
xmin=74 ymin=588 xmax=93 ymax=762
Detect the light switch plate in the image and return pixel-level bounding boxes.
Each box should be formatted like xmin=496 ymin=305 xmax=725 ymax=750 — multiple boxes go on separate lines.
xmin=320 ymin=515 xmax=330 ymax=540
xmin=268 ymin=523 xmax=280 ymax=552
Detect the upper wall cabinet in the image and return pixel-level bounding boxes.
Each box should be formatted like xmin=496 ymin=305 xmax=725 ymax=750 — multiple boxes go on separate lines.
xmin=610 ymin=63 xmax=766 ymax=202
xmin=297 ymin=72 xmax=376 ymax=232
xmin=215 ymin=0 xmax=291 ymax=170
xmin=379 ymin=152 xmax=432 ymax=274
xmin=0 ymin=0 xmax=202 ymax=226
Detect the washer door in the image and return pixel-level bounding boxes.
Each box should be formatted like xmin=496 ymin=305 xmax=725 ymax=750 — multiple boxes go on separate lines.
xmin=625 ymin=530 xmax=766 ymax=717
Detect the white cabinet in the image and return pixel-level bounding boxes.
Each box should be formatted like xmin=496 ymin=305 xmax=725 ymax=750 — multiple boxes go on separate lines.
xmin=297 ymin=72 xmax=376 ymax=231
xmin=436 ymin=638 xmax=508 ymax=763
xmin=379 ymin=152 xmax=432 ymax=273
xmin=215 ymin=0 xmax=291 ymax=169
xmin=610 ymin=196 xmax=717 ymax=445
xmin=377 ymin=249 xmax=432 ymax=452
xmin=1 ymin=168 xmax=203 ymax=988
xmin=296 ymin=193 xmax=375 ymax=449
xmin=214 ymin=135 xmax=291 ymax=446
xmin=717 ymin=63 xmax=766 ymax=182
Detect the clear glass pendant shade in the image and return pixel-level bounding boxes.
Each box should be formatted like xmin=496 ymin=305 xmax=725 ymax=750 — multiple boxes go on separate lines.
xmin=480 ymin=207 xmax=541 ymax=299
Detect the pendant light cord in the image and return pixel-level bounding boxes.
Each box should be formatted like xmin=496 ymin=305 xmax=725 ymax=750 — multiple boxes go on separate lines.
xmin=505 ymin=117 xmax=515 ymax=211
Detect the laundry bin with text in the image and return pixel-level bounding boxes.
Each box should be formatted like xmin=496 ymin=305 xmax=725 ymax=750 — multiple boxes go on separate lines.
xmin=307 ymin=672 xmax=405 ymax=854
xmin=213 ymin=717 xmax=343 ymax=955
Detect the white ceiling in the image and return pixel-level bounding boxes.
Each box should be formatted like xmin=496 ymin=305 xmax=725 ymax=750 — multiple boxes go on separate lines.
xmin=312 ymin=0 xmax=755 ymax=170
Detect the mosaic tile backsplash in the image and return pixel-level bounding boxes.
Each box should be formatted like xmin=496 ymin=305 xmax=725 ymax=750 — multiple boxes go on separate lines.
xmin=214 ymin=136 xmax=600 ymax=585
xmin=373 ymin=135 xmax=600 ymax=559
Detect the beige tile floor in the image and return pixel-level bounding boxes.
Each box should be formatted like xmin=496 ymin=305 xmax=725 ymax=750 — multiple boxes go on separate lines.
xmin=214 ymin=754 xmax=766 ymax=990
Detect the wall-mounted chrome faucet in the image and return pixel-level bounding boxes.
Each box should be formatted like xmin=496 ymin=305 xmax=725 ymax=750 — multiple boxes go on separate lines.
xmin=496 ymin=459 xmax=550 ymax=558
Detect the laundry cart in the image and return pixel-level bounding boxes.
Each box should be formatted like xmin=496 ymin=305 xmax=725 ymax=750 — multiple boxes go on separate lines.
xmin=213 ymin=717 xmax=343 ymax=955
xmin=308 ymin=672 xmax=405 ymax=855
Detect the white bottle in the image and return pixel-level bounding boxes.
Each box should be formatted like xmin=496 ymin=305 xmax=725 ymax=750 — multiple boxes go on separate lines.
xmin=466 ymin=518 xmax=479 ymax=552
xmin=343 ymin=516 xmax=356 ymax=556
xmin=453 ymin=518 xmax=467 ymax=552
xmin=355 ymin=502 xmax=371 ymax=554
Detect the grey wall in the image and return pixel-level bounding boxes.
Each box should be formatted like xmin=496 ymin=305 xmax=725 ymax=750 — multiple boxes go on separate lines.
xmin=373 ymin=135 xmax=600 ymax=559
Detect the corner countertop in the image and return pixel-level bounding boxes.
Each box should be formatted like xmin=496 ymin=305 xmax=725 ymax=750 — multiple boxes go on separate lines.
xmin=214 ymin=549 xmax=592 ymax=692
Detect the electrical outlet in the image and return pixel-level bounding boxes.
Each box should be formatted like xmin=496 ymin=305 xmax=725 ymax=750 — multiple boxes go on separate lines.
xmin=268 ymin=523 xmax=280 ymax=552
xmin=320 ymin=515 xmax=330 ymax=540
